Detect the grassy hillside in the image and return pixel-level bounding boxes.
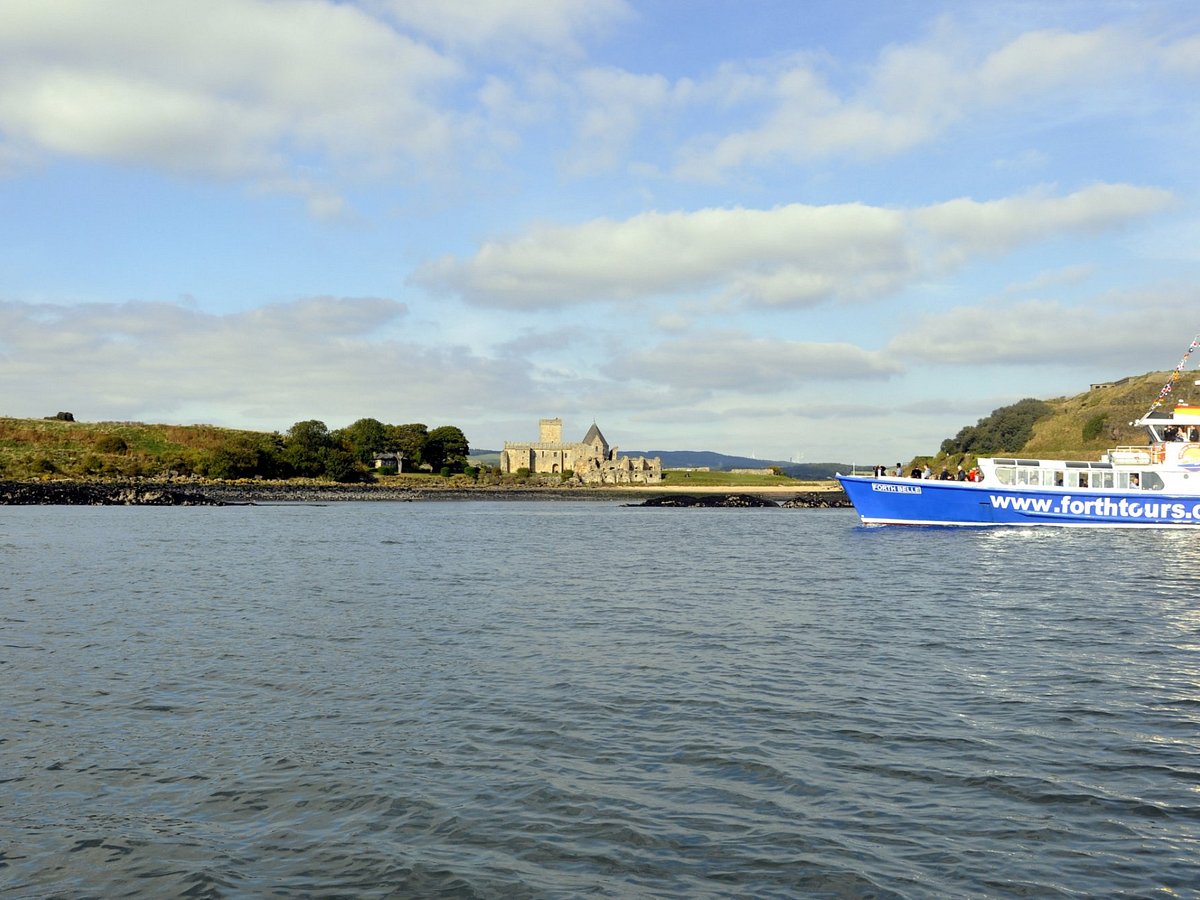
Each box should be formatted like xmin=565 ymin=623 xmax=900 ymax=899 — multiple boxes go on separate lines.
xmin=934 ymin=370 xmax=1175 ymax=466
xmin=0 ymin=417 xmax=258 ymax=479
xmin=1019 ymin=371 xmax=1170 ymax=458
xmin=660 ymin=469 xmax=801 ymax=487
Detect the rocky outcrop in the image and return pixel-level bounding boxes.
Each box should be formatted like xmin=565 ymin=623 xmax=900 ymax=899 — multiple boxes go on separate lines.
xmin=631 ymin=490 xmax=851 ymax=508
xmin=780 ymin=491 xmax=851 ymax=508
xmin=0 ymin=481 xmax=223 ymax=505
xmin=631 ymin=493 xmax=780 ymax=508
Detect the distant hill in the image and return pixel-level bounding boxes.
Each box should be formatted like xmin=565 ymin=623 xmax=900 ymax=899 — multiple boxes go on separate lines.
xmin=626 ymin=450 xmax=849 ymax=479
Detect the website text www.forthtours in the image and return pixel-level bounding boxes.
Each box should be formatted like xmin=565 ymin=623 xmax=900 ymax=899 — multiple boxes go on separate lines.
xmin=989 ymin=494 xmax=1200 ymax=521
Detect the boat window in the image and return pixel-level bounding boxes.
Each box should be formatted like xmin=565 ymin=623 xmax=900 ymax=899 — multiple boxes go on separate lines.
xmin=996 ymin=467 xmax=1014 ymax=485
xmin=1078 ymin=472 xmax=1089 ymax=488
xmin=1053 ymin=470 xmax=1065 ymax=486
xmin=1096 ymin=471 xmax=1114 ymax=489
xmin=1142 ymin=471 xmax=1165 ymax=491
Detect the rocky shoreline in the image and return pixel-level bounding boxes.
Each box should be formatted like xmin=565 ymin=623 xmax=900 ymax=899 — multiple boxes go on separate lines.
xmin=0 ymin=480 xmax=223 ymax=506
xmin=631 ymin=492 xmax=850 ymax=508
xmin=0 ymin=479 xmax=850 ymax=507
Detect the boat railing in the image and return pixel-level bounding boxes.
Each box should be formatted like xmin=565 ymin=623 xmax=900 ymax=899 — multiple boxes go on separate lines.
xmin=1107 ymin=446 xmax=1155 ymax=465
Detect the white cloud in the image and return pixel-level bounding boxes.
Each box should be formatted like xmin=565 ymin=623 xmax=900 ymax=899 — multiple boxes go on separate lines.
xmin=415 ymin=184 xmax=1171 ymax=311
xmin=415 ymin=202 xmax=911 ymax=309
xmin=613 ymin=332 xmax=902 ymax=393
xmin=672 ymin=23 xmax=1177 ymax=179
xmin=913 ymin=183 xmax=1175 ymax=262
xmin=369 ymin=0 xmax=631 ymax=59
xmin=0 ymin=0 xmax=461 ymax=191
xmin=0 ymin=297 xmax=538 ymax=430
xmin=886 ymin=292 xmax=1189 ymax=367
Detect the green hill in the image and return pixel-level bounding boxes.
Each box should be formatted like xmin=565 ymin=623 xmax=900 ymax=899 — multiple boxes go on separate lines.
xmin=935 ymin=370 xmax=1175 ymax=466
xmin=0 ymin=417 xmax=265 ymax=479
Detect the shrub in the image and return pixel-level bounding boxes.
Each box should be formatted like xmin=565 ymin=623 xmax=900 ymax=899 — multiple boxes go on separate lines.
xmin=95 ymin=434 xmax=128 ymax=454
xmin=515 ymin=467 xmax=530 ymax=478
xmin=1082 ymin=413 xmax=1107 ymax=442
xmin=31 ymin=456 xmax=57 ymax=473
xmin=77 ymin=454 xmax=104 ymax=475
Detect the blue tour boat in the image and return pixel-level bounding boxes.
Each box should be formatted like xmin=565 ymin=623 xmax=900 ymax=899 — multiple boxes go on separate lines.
xmin=838 ymin=342 xmax=1200 ymax=527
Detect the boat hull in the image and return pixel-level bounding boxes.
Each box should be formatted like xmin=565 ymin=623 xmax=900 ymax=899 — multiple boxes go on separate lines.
xmin=837 ymin=475 xmax=1200 ymax=527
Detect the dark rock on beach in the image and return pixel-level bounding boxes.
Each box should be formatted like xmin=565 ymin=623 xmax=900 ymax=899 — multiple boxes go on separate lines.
xmin=0 ymin=480 xmax=223 ymax=506
xmin=780 ymin=491 xmax=851 ymax=509
xmin=631 ymin=493 xmax=780 ymax=508
xmin=630 ymin=490 xmax=850 ymax=509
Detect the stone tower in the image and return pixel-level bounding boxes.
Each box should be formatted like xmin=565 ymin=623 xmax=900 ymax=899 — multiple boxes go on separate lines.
xmin=539 ymin=418 xmax=563 ymax=443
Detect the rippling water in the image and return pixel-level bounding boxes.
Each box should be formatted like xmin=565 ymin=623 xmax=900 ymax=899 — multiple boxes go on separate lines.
xmin=3 ymin=501 xmax=1199 ymax=897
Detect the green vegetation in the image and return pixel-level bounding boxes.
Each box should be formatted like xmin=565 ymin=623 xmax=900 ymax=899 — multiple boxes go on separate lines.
xmin=931 ymin=370 xmax=1176 ymax=469
xmin=939 ymin=398 xmax=1053 ymax=457
xmin=1082 ymin=412 xmax=1108 ymax=442
xmin=662 ymin=469 xmax=799 ymax=487
xmin=0 ymin=415 xmax=473 ymax=483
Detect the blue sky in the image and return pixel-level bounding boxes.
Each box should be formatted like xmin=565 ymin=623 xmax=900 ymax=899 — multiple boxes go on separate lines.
xmin=2 ymin=0 xmax=1199 ymax=463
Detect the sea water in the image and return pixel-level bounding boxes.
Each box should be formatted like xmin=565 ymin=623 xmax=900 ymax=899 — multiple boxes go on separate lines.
xmin=3 ymin=501 xmax=1199 ymax=898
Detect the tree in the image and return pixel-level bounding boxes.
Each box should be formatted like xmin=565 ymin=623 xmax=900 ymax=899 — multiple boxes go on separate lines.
xmin=283 ymin=419 xmax=333 ymax=477
xmin=423 ymin=425 xmax=469 ymax=473
xmin=321 ymin=447 xmax=360 ymax=482
xmin=201 ymin=433 xmax=284 ymax=480
xmin=940 ymin=399 xmax=1052 ymax=456
xmin=386 ymin=423 xmax=428 ymax=468
xmin=334 ymin=417 xmax=389 ymax=463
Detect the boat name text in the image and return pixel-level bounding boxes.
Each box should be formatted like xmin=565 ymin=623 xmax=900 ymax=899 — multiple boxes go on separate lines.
xmin=872 ymin=483 xmax=922 ymax=494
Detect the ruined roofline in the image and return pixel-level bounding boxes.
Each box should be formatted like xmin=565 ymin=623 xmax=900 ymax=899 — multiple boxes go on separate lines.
xmin=503 ymin=441 xmax=583 ymax=450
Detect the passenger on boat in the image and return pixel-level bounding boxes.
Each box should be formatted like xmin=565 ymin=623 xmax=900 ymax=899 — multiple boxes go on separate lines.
xmin=1190 ymin=428 xmax=1199 ymax=442
xmin=910 ymin=466 xmax=922 ymax=478
xmin=894 ymin=463 xmax=903 ymax=477
xmin=922 ymin=464 xmax=932 ymax=479
xmin=1131 ymin=473 xmax=1140 ymax=488
xmin=956 ymin=466 xmax=967 ymax=481
xmin=939 ymin=467 xmax=952 ymax=480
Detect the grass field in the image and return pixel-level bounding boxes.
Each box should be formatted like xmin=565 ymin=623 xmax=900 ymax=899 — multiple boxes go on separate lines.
xmin=660 ymin=469 xmax=798 ymax=487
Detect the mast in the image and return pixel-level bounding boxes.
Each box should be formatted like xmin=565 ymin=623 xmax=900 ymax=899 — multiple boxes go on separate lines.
xmin=1146 ymin=334 xmax=1200 ymax=417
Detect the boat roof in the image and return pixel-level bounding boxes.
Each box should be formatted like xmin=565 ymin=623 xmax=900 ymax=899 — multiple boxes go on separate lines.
xmin=1136 ymin=405 xmax=1200 ymax=426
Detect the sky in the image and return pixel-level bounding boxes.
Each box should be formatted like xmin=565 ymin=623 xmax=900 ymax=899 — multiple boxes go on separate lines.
xmin=2 ymin=0 xmax=1199 ymax=463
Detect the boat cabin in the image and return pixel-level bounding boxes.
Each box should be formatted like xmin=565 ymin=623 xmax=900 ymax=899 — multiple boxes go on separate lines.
xmin=977 ymin=402 xmax=1200 ymax=493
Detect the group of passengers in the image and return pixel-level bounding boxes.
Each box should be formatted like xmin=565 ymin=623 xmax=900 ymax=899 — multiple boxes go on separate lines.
xmin=1164 ymin=426 xmax=1200 ymax=442
xmin=872 ymin=463 xmax=981 ymax=481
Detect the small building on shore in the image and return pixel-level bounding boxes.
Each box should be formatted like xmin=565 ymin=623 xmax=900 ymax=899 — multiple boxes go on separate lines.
xmin=500 ymin=418 xmax=663 ymax=485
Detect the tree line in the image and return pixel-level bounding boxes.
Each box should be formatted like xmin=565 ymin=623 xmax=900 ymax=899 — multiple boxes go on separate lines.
xmin=201 ymin=419 xmax=469 ymax=482
xmin=939 ymin=398 xmax=1052 ymax=457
